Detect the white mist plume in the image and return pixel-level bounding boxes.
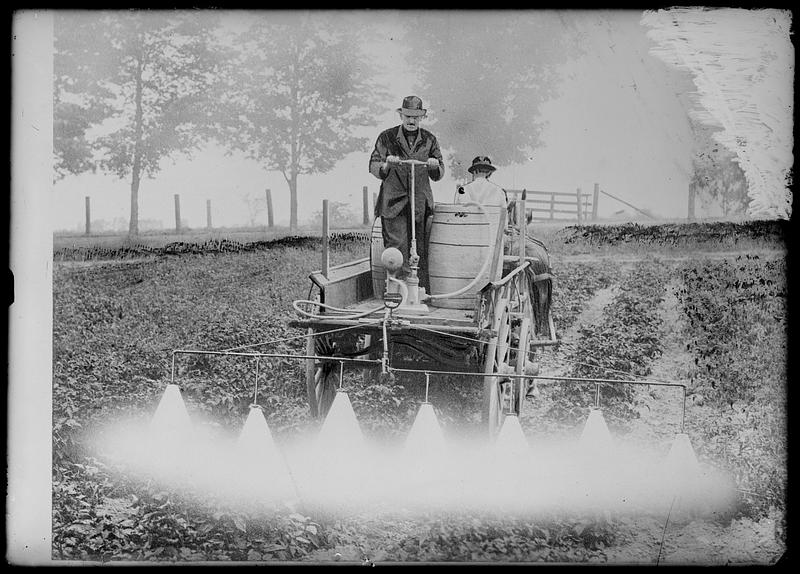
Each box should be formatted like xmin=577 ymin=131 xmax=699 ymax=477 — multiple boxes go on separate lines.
xmin=233 ymin=406 xmax=296 ymax=502
xmin=93 ymin=391 xmax=736 ymax=520
xmin=642 ymin=8 xmax=793 ymax=219
xmin=150 ymin=384 xmax=192 ymax=441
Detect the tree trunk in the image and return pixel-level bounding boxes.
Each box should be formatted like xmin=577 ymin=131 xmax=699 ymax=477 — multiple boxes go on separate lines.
xmin=687 ymin=182 xmax=696 ymax=221
xmin=289 ymin=172 xmax=298 ymax=230
xmin=129 ymin=169 xmax=141 ymax=236
xmin=128 ymin=43 xmax=145 ymax=237
xmin=289 ymin=49 xmax=300 ymax=231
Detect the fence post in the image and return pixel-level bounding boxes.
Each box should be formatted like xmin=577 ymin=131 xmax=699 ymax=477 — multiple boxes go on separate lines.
xmin=576 ymin=187 xmax=582 ymax=222
xmin=265 ymin=188 xmax=274 ymax=228
xmin=321 ymin=199 xmax=330 ymax=278
xmin=516 ymin=199 xmax=525 ymax=266
xmin=206 ymin=199 xmax=212 ymax=230
xmin=84 ymin=196 xmax=91 ymax=236
xmin=549 ymin=193 xmax=555 ymax=220
xmin=174 ymin=194 xmax=181 ymax=232
xmin=363 ymin=186 xmax=370 ymax=226
xmin=592 ymin=183 xmax=600 ymax=220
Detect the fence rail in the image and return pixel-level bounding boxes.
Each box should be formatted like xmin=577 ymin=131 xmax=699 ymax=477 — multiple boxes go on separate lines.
xmin=79 ymin=182 xmax=608 ymax=236
xmin=506 ymin=182 xmax=600 ymax=222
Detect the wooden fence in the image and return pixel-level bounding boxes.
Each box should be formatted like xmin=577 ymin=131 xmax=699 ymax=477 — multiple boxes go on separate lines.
xmin=505 ymin=183 xmax=600 ymax=222
xmin=82 ymin=188 xmax=279 ymax=235
xmin=80 ymin=183 xmax=608 ymax=236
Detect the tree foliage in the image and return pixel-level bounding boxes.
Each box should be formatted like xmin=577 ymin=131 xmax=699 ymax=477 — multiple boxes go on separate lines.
xmin=53 ymin=101 xmax=100 ymax=180
xmin=212 ymin=12 xmax=388 ymax=230
xmin=690 ymin=123 xmax=749 ymax=217
xmin=404 ymin=12 xmax=581 ymax=181
xmin=54 ymin=11 xmax=224 ymax=234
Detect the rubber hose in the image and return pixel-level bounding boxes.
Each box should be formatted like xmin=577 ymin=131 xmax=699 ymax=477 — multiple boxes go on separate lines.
xmin=292 ymin=299 xmax=384 ymax=321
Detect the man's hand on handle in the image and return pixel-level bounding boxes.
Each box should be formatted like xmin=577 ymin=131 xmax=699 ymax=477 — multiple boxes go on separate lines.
xmin=387 ymin=157 xmax=439 ymax=168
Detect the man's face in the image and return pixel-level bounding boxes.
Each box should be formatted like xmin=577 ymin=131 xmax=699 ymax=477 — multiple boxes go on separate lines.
xmin=400 ymin=113 xmax=421 ymax=131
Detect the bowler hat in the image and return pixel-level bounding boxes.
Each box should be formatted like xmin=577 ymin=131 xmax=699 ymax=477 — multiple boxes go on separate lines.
xmin=397 ymin=95 xmax=427 ymax=117
xmin=468 ymin=156 xmax=497 ymax=174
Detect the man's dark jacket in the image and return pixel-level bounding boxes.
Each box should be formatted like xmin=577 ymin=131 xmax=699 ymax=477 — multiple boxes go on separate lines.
xmin=369 ymin=125 xmax=445 ymax=220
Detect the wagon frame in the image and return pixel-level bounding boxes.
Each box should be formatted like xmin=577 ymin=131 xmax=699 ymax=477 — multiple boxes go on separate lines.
xmin=289 ymin=197 xmax=557 ymax=438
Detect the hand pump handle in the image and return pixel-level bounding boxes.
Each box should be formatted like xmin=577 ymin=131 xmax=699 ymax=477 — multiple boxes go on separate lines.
xmin=398 ymin=159 xmax=430 ymax=265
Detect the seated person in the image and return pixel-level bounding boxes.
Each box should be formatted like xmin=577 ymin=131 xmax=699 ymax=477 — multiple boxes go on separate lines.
xmin=454 ymin=156 xmax=508 ymax=208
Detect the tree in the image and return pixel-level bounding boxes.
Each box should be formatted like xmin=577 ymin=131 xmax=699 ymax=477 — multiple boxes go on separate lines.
xmin=53 ymin=101 xmax=98 ymax=181
xmin=54 ymin=12 xmax=223 ymax=235
xmin=212 ymin=12 xmax=388 ymax=230
xmin=689 ymin=121 xmax=749 ymax=218
xmin=404 ymin=12 xmax=580 ymax=181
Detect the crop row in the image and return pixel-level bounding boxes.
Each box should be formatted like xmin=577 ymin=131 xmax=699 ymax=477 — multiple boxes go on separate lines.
xmin=548 ymin=260 xmax=669 ymax=432
xmin=53 ymin=233 xmax=370 ymax=262
xmin=674 ymin=254 xmax=787 ymax=519
xmin=52 ymin=246 xmax=359 ymax=561
xmin=549 ymin=261 xmax=620 ymax=331
xmin=561 ymin=220 xmax=788 ymax=249
xmin=382 ymin=513 xmax=616 ymax=561
xmin=53 ymin=456 xmax=328 ymax=561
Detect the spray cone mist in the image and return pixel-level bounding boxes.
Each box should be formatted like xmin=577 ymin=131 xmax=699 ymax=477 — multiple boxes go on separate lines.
xmin=143 ymin=384 xmax=205 ymax=485
xmin=404 ymin=402 xmax=447 ymax=461
xmin=652 ymin=431 xmax=728 ymax=514
xmin=568 ymin=408 xmax=619 ymax=507
xmin=316 ymin=391 xmax=366 ymax=454
xmin=398 ymin=402 xmax=452 ymax=506
xmin=233 ymin=406 xmax=295 ymax=503
xmin=664 ymin=432 xmax=700 ymax=485
xmin=85 ymin=374 xmax=738 ymax=521
xmin=495 ymin=414 xmax=530 ymax=461
xmin=150 ymin=384 xmax=192 ymax=441
xmin=579 ymin=407 xmax=614 ymax=454
xmin=304 ymin=391 xmax=373 ymax=506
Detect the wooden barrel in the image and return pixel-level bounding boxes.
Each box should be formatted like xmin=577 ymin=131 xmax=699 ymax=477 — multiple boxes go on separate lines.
xmin=370 ymin=217 xmax=386 ymax=299
xmin=428 ymin=203 xmax=505 ymax=309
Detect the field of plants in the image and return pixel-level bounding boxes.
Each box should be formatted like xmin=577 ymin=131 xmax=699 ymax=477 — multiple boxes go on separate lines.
xmin=52 ymin=220 xmax=788 ymax=564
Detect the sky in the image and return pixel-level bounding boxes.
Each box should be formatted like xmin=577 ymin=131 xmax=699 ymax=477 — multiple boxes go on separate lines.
xmin=49 ymin=9 xmax=793 ymax=232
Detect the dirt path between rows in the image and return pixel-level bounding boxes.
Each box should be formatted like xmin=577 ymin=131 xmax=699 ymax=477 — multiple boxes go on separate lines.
xmin=520 ymin=271 xmax=784 ymax=564
xmin=578 ymin=278 xmax=783 ymax=564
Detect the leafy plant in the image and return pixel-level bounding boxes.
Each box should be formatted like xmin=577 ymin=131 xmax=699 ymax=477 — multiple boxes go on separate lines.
xmin=548 ymin=260 xmax=668 ymax=432
xmin=674 ymin=255 xmax=787 ymax=519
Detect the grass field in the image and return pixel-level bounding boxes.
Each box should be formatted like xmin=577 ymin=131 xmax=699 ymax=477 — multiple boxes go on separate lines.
xmin=51 ymin=219 xmax=788 ymax=564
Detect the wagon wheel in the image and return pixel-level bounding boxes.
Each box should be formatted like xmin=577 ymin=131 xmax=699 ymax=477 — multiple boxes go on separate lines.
xmin=306 ymin=325 xmax=374 ymax=419
xmin=508 ymin=277 xmax=536 ymax=415
xmin=305 ymin=328 xmax=337 ymax=420
xmin=483 ymin=297 xmax=512 ymax=439
xmin=512 ymin=312 xmax=533 ymax=414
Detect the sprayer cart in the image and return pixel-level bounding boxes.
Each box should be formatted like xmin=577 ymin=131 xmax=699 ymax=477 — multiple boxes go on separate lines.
xmin=290 ymin=188 xmax=557 ymax=437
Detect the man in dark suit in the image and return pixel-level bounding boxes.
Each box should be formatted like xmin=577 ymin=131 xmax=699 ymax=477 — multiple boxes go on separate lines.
xmin=369 ymin=96 xmax=444 ymax=290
